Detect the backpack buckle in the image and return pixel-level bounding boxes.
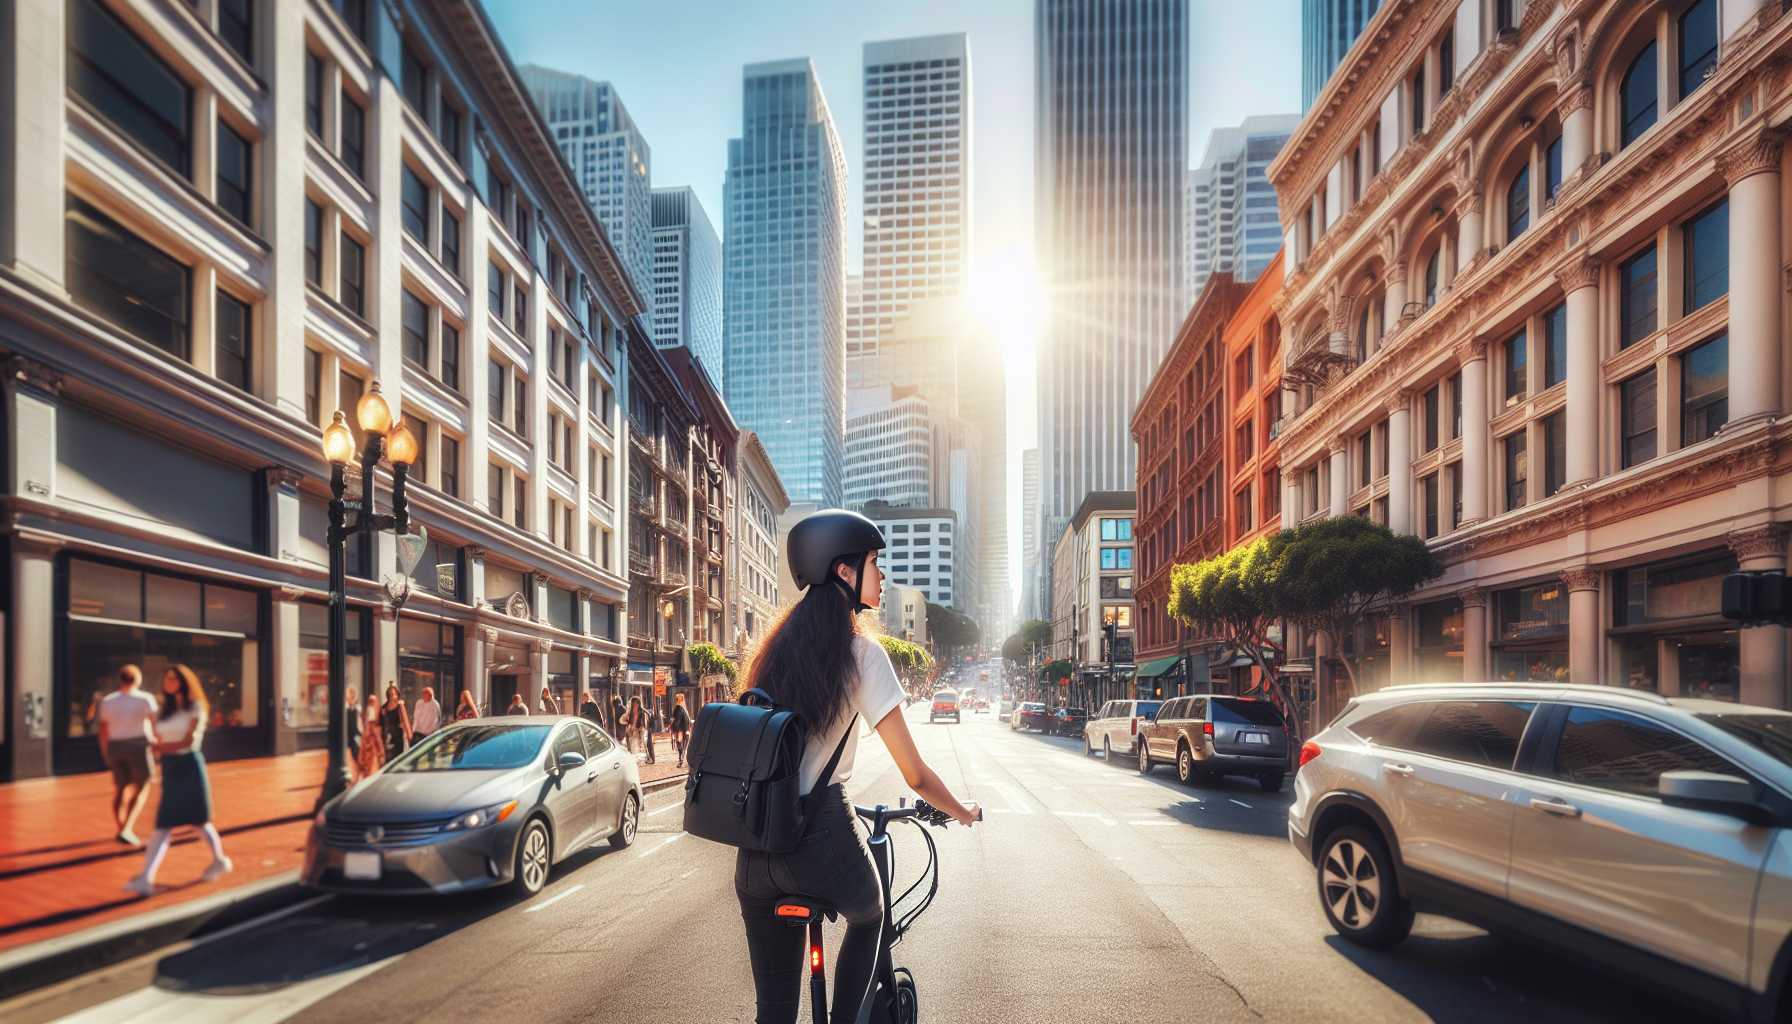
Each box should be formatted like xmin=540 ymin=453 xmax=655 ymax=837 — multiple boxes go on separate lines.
xmin=732 ymin=780 xmax=750 ymax=816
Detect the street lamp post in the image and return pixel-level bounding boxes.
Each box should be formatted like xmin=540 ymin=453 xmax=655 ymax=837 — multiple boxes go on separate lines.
xmin=317 ymin=381 xmax=417 ymax=810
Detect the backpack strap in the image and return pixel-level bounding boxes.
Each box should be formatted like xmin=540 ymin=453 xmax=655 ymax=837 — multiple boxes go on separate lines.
xmin=802 ymin=714 xmax=857 ymax=815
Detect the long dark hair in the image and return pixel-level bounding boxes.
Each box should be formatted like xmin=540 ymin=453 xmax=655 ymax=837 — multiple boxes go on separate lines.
xmin=741 ymin=578 xmax=861 ymax=731
xmin=158 ymin=664 xmax=207 ymax=721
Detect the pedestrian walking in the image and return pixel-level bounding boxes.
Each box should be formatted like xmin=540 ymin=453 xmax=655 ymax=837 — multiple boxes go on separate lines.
xmin=612 ymin=696 xmax=628 ymax=748
xmin=627 ymin=696 xmax=649 ymax=760
xmin=98 ymin=665 xmax=157 ymax=846
xmin=345 ymin=687 xmax=363 ymax=781
xmin=537 ymin=685 xmax=560 ymax=716
xmin=578 ymin=690 xmax=602 ymax=726
xmin=125 ymin=666 xmax=232 ymax=897
xmin=411 ymin=686 xmax=441 ymax=743
xmin=646 ymin=703 xmax=665 ymax=764
xmin=380 ymin=684 xmax=412 ymax=759
xmin=454 ymin=690 xmax=480 ymax=722
xmin=670 ymin=693 xmax=692 ymax=768
xmin=505 ymin=692 xmax=529 ymax=715
xmin=358 ymin=695 xmax=386 ymax=778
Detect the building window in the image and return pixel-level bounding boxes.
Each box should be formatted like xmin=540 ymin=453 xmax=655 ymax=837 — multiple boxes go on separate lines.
xmin=489 ymin=360 xmax=506 ymax=422
xmin=441 ymin=322 xmax=460 ymax=392
xmin=1423 ymin=246 xmax=1441 ymax=307
xmin=304 ymin=348 xmax=321 ymax=423
xmin=69 ymin=0 xmax=193 ymax=177
xmin=403 ymin=413 xmax=428 ymax=484
xmin=1506 ymin=164 xmax=1529 ymax=240
xmin=1409 ymin=67 xmax=1425 ymax=137
xmin=401 ymin=166 xmax=430 ymax=245
xmin=1545 ymin=133 xmax=1563 ymax=200
xmin=1237 ymin=420 xmax=1254 ymax=464
xmin=1438 ymin=28 xmax=1454 ymax=93
xmin=1679 ymin=0 xmax=1718 ymax=100
xmin=1621 ymin=43 xmax=1658 ymax=149
xmin=1423 ymin=384 xmax=1439 ymax=452
xmin=1234 ymin=486 xmax=1253 ymax=533
xmin=1681 ymin=333 xmax=1728 ymax=446
xmin=1620 ymin=245 xmax=1658 ymax=348
xmin=217 ymin=0 xmax=252 ymax=63
xmin=1450 ymin=372 xmax=1463 ymax=438
xmin=1543 ymin=302 xmax=1567 ymax=389
xmin=1621 ymin=369 xmax=1658 ymax=468
xmin=340 ymin=90 xmax=365 ymax=179
xmin=401 ymin=290 xmax=428 ymax=367
xmin=513 ymin=283 xmax=528 ymax=333
xmin=1422 ymin=472 xmax=1439 ymax=539
xmin=1358 ymin=430 xmax=1372 ymax=488
xmin=514 ymin=475 xmax=527 ymax=529
xmin=440 ymin=436 xmax=460 ymax=497
xmin=304 ymin=52 xmax=324 ymax=136
xmin=216 ymin=120 xmax=252 ymax=227
xmin=1495 ymin=0 xmax=1516 ymax=32
xmin=402 ymin=42 xmax=430 ymax=117
xmin=340 ymin=232 xmax=365 ymax=317
xmin=1503 ymin=330 xmax=1527 ymax=407
xmin=489 ymin=262 xmax=506 ymax=318
xmin=1448 ymin=461 xmax=1462 ymax=530
xmin=1683 ymin=200 xmax=1728 ymax=313
xmin=215 ymin=290 xmax=250 ymax=392
xmin=65 ymin=196 xmax=191 ymax=359
xmin=1543 ymin=411 xmax=1566 ymax=497
xmin=303 ymin=199 xmax=323 ymax=286
xmin=489 ymin=464 xmax=504 ymax=518
xmin=1504 ymin=432 xmax=1527 ymax=512
xmin=439 ymin=102 xmax=463 ymax=164
xmin=514 ymin=376 xmax=528 ymax=437
xmin=441 ymin=208 xmax=461 ymax=275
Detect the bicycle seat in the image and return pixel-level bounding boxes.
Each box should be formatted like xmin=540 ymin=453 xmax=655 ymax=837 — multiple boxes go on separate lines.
xmin=772 ymin=896 xmax=838 ymax=925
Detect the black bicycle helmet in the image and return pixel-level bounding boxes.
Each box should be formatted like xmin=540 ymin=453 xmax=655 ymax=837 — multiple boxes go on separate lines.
xmin=787 ymin=508 xmax=886 ymax=609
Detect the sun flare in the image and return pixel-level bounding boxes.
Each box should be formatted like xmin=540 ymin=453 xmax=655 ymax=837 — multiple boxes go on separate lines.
xmin=968 ymin=251 xmax=1048 ymax=360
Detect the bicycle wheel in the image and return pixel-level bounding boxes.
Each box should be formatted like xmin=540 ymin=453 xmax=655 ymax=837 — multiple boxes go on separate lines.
xmin=891 ymin=968 xmax=917 ymax=1024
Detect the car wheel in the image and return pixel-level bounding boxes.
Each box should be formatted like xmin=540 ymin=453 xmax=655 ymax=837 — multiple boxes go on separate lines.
xmin=1317 ymin=826 xmax=1413 ymax=949
xmin=1137 ymin=742 xmax=1153 ymax=775
xmin=1103 ymin=738 xmax=1113 ymax=763
xmin=512 ymin=818 xmax=552 ymax=897
xmin=1176 ymin=744 xmax=1196 ymax=785
xmin=1260 ymin=773 xmax=1285 ymax=794
xmin=609 ymin=793 xmax=639 ymax=849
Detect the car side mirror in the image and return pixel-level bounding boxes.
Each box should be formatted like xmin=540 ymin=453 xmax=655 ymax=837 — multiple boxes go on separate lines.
xmin=1658 ymin=770 xmax=1769 ymax=824
xmin=557 ymin=751 xmax=587 ymax=772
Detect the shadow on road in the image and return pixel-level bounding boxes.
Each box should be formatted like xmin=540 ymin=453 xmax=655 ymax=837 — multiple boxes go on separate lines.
xmin=150 ymin=843 xmax=629 ymax=997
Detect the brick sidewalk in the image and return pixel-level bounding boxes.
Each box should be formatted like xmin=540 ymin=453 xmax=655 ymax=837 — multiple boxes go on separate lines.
xmin=0 ymin=734 xmax=690 ymax=957
xmin=0 ymin=750 xmax=324 ymax=954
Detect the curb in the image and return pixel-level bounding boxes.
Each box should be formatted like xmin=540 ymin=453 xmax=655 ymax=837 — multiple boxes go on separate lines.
xmin=0 ymin=870 xmax=313 ymax=1003
xmin=642 ymin=773 xmax=688 ymax=795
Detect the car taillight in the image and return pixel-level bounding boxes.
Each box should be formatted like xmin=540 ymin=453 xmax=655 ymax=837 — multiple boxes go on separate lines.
xmin=1131 ymin=716 xmax=1139 ymax=735
xmin=1299 ymin=740 xmax=1322 ymax=767
xmin=1203 ymin=721 xmax=1214 ymax=737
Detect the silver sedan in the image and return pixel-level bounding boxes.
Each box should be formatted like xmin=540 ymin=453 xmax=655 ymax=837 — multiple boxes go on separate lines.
xmin=303 ymin=716 xmax=642 ymax=898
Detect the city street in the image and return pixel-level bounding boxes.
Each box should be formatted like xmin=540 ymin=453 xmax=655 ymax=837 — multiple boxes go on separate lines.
xmin=6 ymin=703 xmax=1685 ymax=1024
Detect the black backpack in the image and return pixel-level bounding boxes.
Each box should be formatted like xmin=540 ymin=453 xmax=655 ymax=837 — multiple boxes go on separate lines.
xmin=681 ymin=688 xmax=854 ymax=854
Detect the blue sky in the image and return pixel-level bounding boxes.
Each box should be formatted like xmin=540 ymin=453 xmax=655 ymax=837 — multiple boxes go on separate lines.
xmin=484 ymin=0 xmax=1303 ymax=613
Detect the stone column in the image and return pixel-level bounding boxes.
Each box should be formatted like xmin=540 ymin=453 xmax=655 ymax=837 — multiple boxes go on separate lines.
xmin=468 ymin=627 xmax=494 ymax=713
xmin=1730 ymin=525 xmax=1789 ymax=709
xmin=1457 ymin=339 xmax=1490 ymax=524
xmin=533 ymin=639 xmax=553 ymax=710
xmin=1283 ymin=469 xmax=1302 ymax=527
xmin=270 ymin=587 xmax=303 ymax=756
xmin=1563 ymin=566 xmax=1602 ymax=685
xmin=1384 ymin=265 xmax=1408 ymax=331
xmin=0 ymin=0 xmax=66 ymax=290
xmin=1456 ymin=194 xmax=1484 ymax=270
xmin=1329 ymin=443 xmax=1350 ymax=517
xmin=1460 ymin=588 xmax=1489 ymax=681
xmin=1558 ymin=82 xmax=1595 ymax=189
xmin=9 ymin=535 xmax=59 ymax=779
xmin=1387 ymin=608 xmax=1412 ymax=686
xmin=1556 ymin=256 xmax=1602 ymax=486
xmin=1386 ymin=393 xmax=1414 ymax=534
xmin=1717 ymin=130 xmax=1784 ymax=428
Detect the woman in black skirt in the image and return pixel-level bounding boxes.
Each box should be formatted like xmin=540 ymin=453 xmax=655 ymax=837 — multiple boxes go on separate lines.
xmin=126 ymin=665 xmax=231 ymax=897
xmin=381 ymin=683 xmax=412 ymax=759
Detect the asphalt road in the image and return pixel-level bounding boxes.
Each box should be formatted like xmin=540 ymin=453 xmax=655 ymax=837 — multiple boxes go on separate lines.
xmin=9 ymin=703 xmax=1699 ymax=1023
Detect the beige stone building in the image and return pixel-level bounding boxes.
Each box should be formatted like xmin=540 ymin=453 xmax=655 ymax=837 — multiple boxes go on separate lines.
xmin=733 ymin=431 xmax=790 ymax=656
xmin=1270 ymin=0 xmax=1792 ymax=717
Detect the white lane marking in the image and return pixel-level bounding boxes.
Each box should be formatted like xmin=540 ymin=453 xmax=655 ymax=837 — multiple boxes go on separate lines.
xmin=1053 ymin=811 xmax=1114 ymax=825
xmin=644 ymin=801 xmax=684 ymax=817
xmin=1229 ymin=799 xmax=1254 ymax=809
xmin=985 ymin=781 xmax=1034 ymax=815
xmin=523 ymin=883 xmax=586 ymax=913
xmin=59 ymin=953 xmax=399 ymax=1024
xmin=1126 ymin=820 xmax=1178 ymax=827
xmin=638 ymin=834 xmax=685 ymax=858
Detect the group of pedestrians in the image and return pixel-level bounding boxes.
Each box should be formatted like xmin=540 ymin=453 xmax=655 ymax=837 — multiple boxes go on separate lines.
xmin=96 ymin=664 xmax=234 ymax=899
xmin=346 ymin=684 xmax=457 ymax=780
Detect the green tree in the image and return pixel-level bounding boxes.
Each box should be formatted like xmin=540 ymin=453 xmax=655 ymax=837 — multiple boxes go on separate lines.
xmin=1272 ymin=517 xmax=1442 ymax=696
xmin=877 ymin=634 xmax=934 ymax=688
xmin=1168 ymin=532 xmax=1299 ymax=731
xmin=926 ymin=603 xmax=981 ymax=661
xmin=688 ymin=641 xmax=739 ymax=699
xmin=1000 ymin=619 xmax=1052 ymax=666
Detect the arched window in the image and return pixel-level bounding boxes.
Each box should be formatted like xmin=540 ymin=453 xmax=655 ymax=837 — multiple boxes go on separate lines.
xmin=1356 ymin=302 xmax=1371 ymax=362
xmin=1507 ymin=165 xmax=1530 ymax=240
xmin=1424 ymin=247 xmax=1442 ymax=307
xmin=1678 ymin=0 xmax=1718 ymax=98
xmin=1621 ymin=43 xmax=1658 ymax=148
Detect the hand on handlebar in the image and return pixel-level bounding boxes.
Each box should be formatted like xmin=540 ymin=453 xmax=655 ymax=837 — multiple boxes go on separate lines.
xmin=955 ymin=802 xmax=982 ymax=828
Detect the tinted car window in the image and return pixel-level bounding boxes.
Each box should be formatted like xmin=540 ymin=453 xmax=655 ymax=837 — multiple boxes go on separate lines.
xmin=1098 ymin=702 xmax=1115 ymax=719
xmin=579 ymin=722 xmax=613 ymax=755
xmin=1136 ymin=701 xmax=1163 ymax=719
xmin=1700 ymin=713 xmax=1792 ymax=770
xmin=1409 ymin=701 xmax=1535 ymax=768
xmin=387 ymin=724 xmax=551 ymax=772
xmin=1552 ymin=707 xmax=1733 ymax=798
xmin=553 ymin=725 xmax=586 ymax=763
xmin=1348 ymin=704 xmax=1428 ymax=749
xmin=1212 ymin=698 xmax=1286 ymax=728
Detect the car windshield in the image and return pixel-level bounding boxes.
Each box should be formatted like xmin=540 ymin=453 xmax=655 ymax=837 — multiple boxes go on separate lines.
xmin=1136 ymin=701 xmax=1163 ymax=719
xmin=385 ymin=724 xmax=552 ymax=772
xmin=1022 ymin=703 xmax=1045 ymax=712
xmin=1212 ymin=699 xmax=1286 ymax=727
xmin=1699 ymin=713 xmax=1792 ymax=770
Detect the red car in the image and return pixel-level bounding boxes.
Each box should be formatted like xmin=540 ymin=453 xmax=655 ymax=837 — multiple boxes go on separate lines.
xmin=929 ymin=690 xmax=961 ymax=723
xmin=1010 ymin=703 xmax=1051 ymax=732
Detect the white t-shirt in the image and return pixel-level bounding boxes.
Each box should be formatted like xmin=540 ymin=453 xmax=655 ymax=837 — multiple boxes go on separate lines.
xmin=98 ymin=689 xmax=158 ymax=743
xmin=797 ymin=635 xmax=908 ymax=793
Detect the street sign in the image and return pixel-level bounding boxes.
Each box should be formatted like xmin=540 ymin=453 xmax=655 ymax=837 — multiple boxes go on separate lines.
xmin=653 ymin=665 xmax=669 ymax=696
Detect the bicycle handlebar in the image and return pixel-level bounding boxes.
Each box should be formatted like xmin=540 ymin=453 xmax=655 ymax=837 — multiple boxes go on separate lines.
xmin=854 ymin=800 xmax=981 ymax=828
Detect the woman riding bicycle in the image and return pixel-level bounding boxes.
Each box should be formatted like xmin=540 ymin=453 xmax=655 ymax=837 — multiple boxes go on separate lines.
xmin=734 ymin=508 xmax=979 ymax=1024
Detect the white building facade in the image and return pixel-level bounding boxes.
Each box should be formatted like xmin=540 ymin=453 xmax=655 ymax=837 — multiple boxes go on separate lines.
xmin=865 ymin=505 xmax=963 ymax=609
xmin=649 ymin=186 xmax=724 ymax=391
xmin=733 ymin=431 xmax=789 ymax=656
xmin=1185 ymin=114 xmax=1301 ymax=301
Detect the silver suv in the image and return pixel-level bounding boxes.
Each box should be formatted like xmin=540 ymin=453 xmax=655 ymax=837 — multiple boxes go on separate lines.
xmin=1288 ymin=684 xmax=1792 ymax=1022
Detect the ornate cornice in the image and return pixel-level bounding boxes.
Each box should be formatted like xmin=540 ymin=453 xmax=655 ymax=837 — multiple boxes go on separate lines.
xmin=1729 ymin=522 xmax=1788 ymax=562
xmin=1553 ymin=254 xmax=1602 ymax=293
xmin=1716 ymin=127 xmax=1785 ymax=184
xmin=1458 ymin=587 xmax=1487 ymax=609
xmin=1560 ymin=566 xmax=1601 ymax=591
xmin=264 ymin=466 xmax=304 ymax=490
xmin=1453 ymin=336 xmax=1488 ymax=364
xmin=5 ymin=355 xmax=62 ymax=395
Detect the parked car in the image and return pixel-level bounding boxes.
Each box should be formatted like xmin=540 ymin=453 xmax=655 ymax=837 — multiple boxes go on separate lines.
xmin=1289 ymin=683 xmax=1792 ymax=1023
xmin=997 ymin=698 xmax=1014 ymax=721
xmin=973 ymin=698 xmax=990 ymax=713
xmin=1052 ymin=707 xmax=1089 ymax=737
xmin=1137 ymin=694 xmax=1290 ymax=792
xmin=930 ymin=690 xmax=961 ymax=723
xmin=304 ymin=718 xmax=641 ymax=898
xmin=1012 ymin=703 xmax=1051 ymax=732
xmin=1083 ymin=699 xmax=1165 ymax=760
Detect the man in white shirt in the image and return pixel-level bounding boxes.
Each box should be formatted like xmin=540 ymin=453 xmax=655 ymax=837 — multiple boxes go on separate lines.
xmin=411 ymin=687 xmax=442 ymax=742
xmin=98 ymin=665 xmax=158 ymax=847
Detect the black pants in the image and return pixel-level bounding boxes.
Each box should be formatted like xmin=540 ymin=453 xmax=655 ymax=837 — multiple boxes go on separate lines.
xmin=736 ymin=785 xmax=884 ymax=1024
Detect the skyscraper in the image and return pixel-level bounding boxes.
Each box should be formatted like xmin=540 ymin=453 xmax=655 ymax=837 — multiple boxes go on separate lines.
xmin=1034 ymin=0 xmax=1187 ymax=538
xmin=852 ymin=34 xmax=970 ymax=369
xmin=845 ymin=385 xmax=938 ymax=509
xmin=724 ymin=60 xmax=848 ymax=507
xmin=1185 ymin=114 xmax=1300 ymax=301
xmin=650 ymin=187 xmax=724 ymax=390
xmin=519 ymin=66 xmax=654 ymax=303
xmin=1302 ymin=0 xmax=1383 ymax=111
xmin=1021 ymin=448 xmax=1041 ymax=621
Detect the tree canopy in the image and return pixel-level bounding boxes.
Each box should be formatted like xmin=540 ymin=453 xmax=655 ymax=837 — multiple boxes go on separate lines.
xmin=926 ymin=603 xmax=982 ymax=658
xmin=877 ymin=634 xmax=934 ymax=683
xmin=1001 ymin=619 xmax=1052 ymax=664
xmin=688 ymin=642 xmax=737 ymax=682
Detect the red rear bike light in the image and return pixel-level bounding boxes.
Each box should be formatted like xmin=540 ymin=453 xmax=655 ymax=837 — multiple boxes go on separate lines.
xmin=810 ymin=946 xmax=823 ymax=971
xmin=1299 ymin=740 xmax=1322 ymax=767
xmin=776 ymin=904 xmax=809 ymax=918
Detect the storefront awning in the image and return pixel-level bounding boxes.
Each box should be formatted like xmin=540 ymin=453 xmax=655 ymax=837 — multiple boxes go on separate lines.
xmin=1136 ymin=656 xmax=1183 ymax=679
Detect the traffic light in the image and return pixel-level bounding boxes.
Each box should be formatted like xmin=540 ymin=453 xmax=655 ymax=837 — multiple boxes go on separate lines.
xmin=1723 ymin=571 xmax=1792 ymax=626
